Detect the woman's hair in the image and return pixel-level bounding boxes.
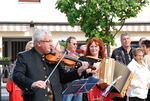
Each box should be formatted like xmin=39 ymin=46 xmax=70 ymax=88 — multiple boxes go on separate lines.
xmin=85 ymin=37 xmax=106 ymax=59
xmin=132 ymin=48 xmax=144 ymax=56
xmin=139 ymin=37 xmax=147 ymax=47
xmin=142 ymin=40 xmax=150 ymax=48
xmin=25 ymin=41 xmax=33 ymax=51
xmin=32 ymin=28 xmax=52 ymax=45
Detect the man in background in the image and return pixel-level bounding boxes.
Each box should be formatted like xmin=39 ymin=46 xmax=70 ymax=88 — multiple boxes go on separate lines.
xmin=62 ymin=36 xmax=82 ymax=101
xmin=111 ymin=33 xmax=134 ymax=65
xmin=111 ymin=33 xmax=135 ymax=101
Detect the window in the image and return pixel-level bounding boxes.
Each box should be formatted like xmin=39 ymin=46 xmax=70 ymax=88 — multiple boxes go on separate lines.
xmin=131 ymin=41 xmax=139 ymax=48
xmin=19 ymin=0 xmax=40 ymax=2
xmin=3 ymin=38 xmax=31 ymax=62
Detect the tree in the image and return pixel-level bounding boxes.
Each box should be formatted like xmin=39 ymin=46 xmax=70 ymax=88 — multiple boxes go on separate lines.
xmin=56 ymin=0 xmax=149 ymax=57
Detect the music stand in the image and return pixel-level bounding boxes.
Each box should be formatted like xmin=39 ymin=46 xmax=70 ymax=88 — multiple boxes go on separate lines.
xmin=62 ymin=77 xmax=101 ymax=95
xmin=92 ymin=76 xmax=122 ymax=101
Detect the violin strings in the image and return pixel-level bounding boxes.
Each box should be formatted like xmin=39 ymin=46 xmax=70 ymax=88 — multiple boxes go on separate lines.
xmin=45 ymin=51 xmax=67 ymax=83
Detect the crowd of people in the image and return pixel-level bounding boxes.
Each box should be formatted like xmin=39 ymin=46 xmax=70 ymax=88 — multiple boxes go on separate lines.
xmin=5 ymin=28 xmax=150 ymax=101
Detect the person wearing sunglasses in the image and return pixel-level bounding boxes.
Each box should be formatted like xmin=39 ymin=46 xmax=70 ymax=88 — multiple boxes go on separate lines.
xmin=62 ymin=36 xmax=83 ymax=101
xmin=65 ymin=36 xmax=79 ymax=58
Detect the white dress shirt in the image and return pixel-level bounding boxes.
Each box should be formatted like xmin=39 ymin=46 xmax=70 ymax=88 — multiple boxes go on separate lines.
xmin=143 ymin=54 xmax=150 ymax=71
xmin=126 ymin=59 xmax=150 ymax=99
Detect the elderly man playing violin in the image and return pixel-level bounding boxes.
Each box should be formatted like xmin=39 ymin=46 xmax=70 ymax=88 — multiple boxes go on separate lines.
xmin=12 ymin=28 xmax=98 ymax=101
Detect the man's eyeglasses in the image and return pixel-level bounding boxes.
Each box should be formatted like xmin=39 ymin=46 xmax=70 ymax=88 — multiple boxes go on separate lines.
xmin=40 ymin=40 xmax=53 ymax=43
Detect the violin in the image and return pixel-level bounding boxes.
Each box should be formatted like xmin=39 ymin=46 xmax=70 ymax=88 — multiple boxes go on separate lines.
xmin=45 ymin=52 xmax=82 ymax=67
xmin=45 ymin=49 xmax=96 ymax=70
xmin=86 ymin=56 xmax=102 ymax=62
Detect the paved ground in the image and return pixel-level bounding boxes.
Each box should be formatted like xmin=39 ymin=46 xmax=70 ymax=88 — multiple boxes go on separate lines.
xmin=1 ymin=82 xmax=9 ymax=101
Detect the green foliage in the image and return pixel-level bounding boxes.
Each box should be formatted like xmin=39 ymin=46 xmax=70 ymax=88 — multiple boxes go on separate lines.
xmin=0 ymin=57 xmax=10 ymax=61
xmin=56 ymin=0 xmax=149 ymax=45
xmin=59 ymin=41 xmax=66 ymax=47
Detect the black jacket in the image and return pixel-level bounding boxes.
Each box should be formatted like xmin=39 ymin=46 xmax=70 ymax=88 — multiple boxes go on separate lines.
xmin=111 ymin=46 xmax=135 ymax=65
xmin=12 ymin=48 xmax=81 ymax=101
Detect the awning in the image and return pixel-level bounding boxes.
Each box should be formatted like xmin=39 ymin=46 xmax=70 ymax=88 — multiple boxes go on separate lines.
xmin=117 ymin=25 xmax=150 ymax=32
xmin=0 ymin=24 xmax=30 ymax=31
xmin=35 ymin=25 xmax=81 ymax=32
xmin=0 ymin=24 xmax=150 ymax=32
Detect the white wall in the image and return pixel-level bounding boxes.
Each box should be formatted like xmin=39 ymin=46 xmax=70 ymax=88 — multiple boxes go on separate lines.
xmin=0 ymin=0 xmax=150 ymax=57
xmin=0 ymin=0 xmax=67 ymax=22
xmin=126 ymin=3 xmax=150 ymax=22
xmin=0 ymin=0 xmax=150 ymax=23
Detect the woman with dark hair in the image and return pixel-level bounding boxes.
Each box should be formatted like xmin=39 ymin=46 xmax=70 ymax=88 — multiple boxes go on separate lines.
xmin=79 ymin=37 xmax=112 ymax=101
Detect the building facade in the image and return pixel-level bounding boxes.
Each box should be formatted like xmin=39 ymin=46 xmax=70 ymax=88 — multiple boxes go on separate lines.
xmin=0 ymin=0 xmax=150 ymax=61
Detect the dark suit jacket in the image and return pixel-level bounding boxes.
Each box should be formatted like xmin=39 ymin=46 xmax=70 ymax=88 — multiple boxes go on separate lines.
xmin=12 ymin=48 xmax=81 ymax=101
xmin=111 ymin=46 xmax=134 ymax=65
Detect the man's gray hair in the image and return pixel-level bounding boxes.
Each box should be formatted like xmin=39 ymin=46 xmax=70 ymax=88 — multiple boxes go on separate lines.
xmin=120 ymin=32 xmax=130 ymax=40
xmin=32 ymin=28 xmax=52 ymax=44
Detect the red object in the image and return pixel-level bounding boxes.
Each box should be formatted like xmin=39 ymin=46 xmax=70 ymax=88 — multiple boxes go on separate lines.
xmin=6 ymin=80 xmax=23 ymax=101
xmin=76 ymin=49 xmax=84 ymax=54
xmin=87 ymin=86 xmax=112 ymax=101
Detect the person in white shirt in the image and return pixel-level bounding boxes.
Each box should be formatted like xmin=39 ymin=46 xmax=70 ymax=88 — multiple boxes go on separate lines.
xmin=127 ymin=48 xmax=150 ymax=101
xmin=142 ymin=40 xmax=150 ymax=101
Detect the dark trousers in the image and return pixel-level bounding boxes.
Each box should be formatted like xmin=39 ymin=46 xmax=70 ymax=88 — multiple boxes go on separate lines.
xmin=113 ymin=95 xmax=127 ymax=101
xmin=129 ymin=97 xmax=145 ymax=101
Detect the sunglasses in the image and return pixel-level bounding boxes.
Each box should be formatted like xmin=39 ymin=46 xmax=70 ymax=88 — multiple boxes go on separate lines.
xmin=70 ymin=42 xmax=77 ymax=46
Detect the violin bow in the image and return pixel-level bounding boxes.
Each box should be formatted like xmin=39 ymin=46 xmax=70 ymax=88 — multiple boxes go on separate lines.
xmin=45 ymin=51 xmax=67 ymax=83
